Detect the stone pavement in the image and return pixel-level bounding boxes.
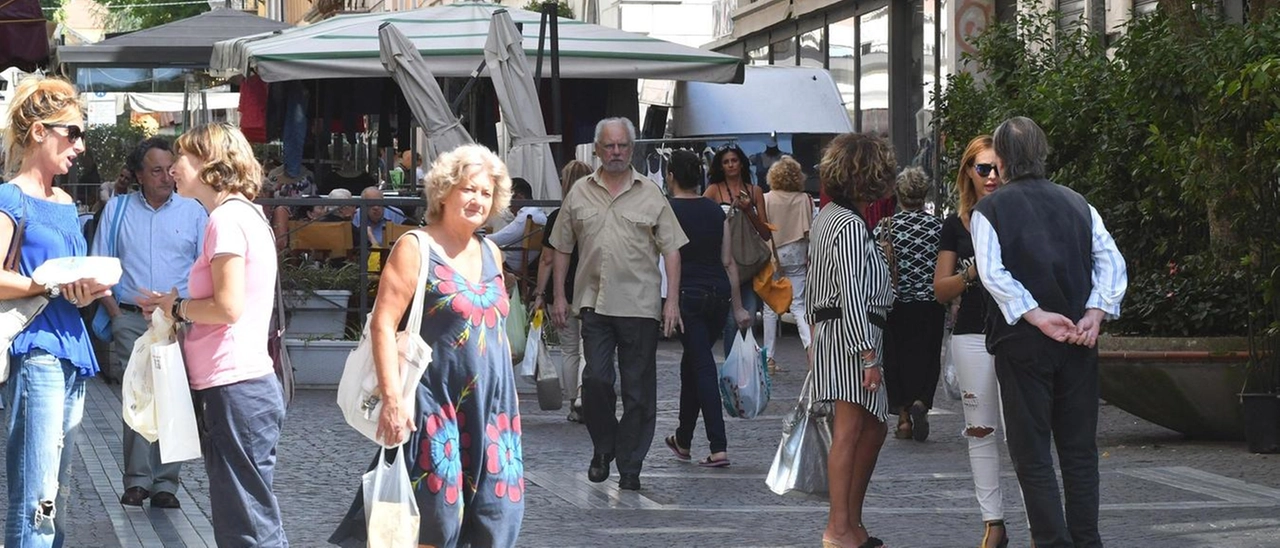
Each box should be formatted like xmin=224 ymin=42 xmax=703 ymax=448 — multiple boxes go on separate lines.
xmin=3 ymin=329 xmax=1279 ymax=547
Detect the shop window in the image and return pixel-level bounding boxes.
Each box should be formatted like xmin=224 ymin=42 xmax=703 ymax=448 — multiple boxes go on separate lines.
xmin=772 ymin=36 xmax=796 ymax=66
xmin=799 ymin=27 xmax=824 ymax=68
xmin=749 ymin=46 xmax=769 ymax=66
xmin=859 ymin=6 xmax=890 ymax=136
xmin=828 ymin=15 xmax=858 ymax=127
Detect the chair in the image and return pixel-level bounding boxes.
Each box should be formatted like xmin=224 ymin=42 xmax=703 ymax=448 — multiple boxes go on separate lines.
xmin=287 ymin=221 xmax=354 ymax=259
xmin=513 ymin=217 xmax=544 ymax=303
xmin=384 ymin=223 xmax=417 ymax=246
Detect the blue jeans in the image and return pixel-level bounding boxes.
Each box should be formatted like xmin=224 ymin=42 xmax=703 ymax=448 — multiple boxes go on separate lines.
xmin=675 ymin=286 xmax=729 ymax=454
xmin=3 ymin=349 xmax=86 ymax=548
xmin=722 ymin=282 xmax=759 ymax=358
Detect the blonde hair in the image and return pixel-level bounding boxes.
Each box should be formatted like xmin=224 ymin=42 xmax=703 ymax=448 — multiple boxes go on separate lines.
xmin=819 ymin=133 xmax=897 ymax=205
xmin=895 ymin=166 xmax=931 ymax=209
xmin=767 ymin=155 xmax=805 ymax=192
xmin=956 ymin=135 xmax=993 ymax=224
xmin=423 ymin=145 xmax=512 ymax=224
xmin=3 ymin=77 xmax=82 ymax=177
xmin=174 ymin=123 xmax=263 ymax=200
xmin=560 ymin=159 xmax=592 ymax=195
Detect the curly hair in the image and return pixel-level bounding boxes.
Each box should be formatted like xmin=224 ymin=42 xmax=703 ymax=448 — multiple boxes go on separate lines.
xmin=956 ymin=135 xmax=993 ymax=224
xmin=818 ymin=133 xmax=897 ymax=205
xmin=708 ymin=145 xmax=752 ymax=186
xmin=3 ymin=76 xmax=82 ymax=177
xmin=766 ymin=155 xmax=805 ymax=192
xmin=174 ymin=123 xmax=263 ymax=200
xmin=423 ymin=145 xmax=512 ymax=225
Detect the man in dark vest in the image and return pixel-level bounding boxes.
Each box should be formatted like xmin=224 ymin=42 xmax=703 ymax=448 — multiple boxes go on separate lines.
xmin=971 ymin=116 xmax=1127 ymax=547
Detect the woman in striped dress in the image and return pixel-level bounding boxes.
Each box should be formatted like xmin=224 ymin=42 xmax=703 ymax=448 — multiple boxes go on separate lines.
xmin=807 ymin=133 xmax=897 ymax=548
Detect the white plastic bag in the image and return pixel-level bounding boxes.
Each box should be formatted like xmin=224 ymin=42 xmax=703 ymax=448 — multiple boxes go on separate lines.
xmin=516 ymin=309 xmax=545 ymax=378
xmin=122 ymin=309 xmax=174 ymax=442
xmin=152 ymin=340 xmax=201 ymax=463
xmin=535 ymin=337 xmax=562 ymax=411
xmin=30 ymin=256 xmax=123 ymax=287
xmin=941 ymin=330 xmax=961 ymax=401
xmin=719 ymin=330 xmax=772 ymax=419
xmin=363 ymin=447 xmax=420 ymax=548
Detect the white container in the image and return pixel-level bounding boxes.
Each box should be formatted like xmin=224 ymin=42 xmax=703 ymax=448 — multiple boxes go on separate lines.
xmin=282 ymin=289 xmax=352 ymax=339
xmin=284 ymin=338 xmax=358 ymax=388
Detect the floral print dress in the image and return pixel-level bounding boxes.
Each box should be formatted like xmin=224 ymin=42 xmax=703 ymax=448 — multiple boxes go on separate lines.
xmin=332 ymin=236 xmax=524 ymax=547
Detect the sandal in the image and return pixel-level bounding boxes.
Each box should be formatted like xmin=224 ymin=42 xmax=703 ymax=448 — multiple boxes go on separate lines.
xmin=697 ymin=455 xmax=731 ymax=468
xmin=858 ymin=537 xmax=884 ymax=548
xmin=664 ymin=435 xmax=690 ymax=461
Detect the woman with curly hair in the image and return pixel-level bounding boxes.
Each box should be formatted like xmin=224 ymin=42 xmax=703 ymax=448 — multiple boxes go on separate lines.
xmin=808 ymin=133 xmax=896 ymax=548
xmin=760 ymin=155 xmax=813 ymax=372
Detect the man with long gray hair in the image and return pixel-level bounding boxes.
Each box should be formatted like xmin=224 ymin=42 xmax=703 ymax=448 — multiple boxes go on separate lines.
xmin=971 ymin=116 xmax=1127 ymax=547
xmin=549 ymin=117 xmax=687 ymax=491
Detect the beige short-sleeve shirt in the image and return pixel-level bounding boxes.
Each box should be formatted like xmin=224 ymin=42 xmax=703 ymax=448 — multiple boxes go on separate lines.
xmin=548 ymin=169 xmax=688 ymax=320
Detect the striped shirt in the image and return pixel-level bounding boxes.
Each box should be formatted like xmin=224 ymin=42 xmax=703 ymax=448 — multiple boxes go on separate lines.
xmin=972 ymin=205 xmax=1127 ymax=325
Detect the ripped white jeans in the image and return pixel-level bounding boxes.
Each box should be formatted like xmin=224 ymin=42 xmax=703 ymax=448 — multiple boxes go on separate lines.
xmin=952 ymin=333 xmax=1006 ymax=522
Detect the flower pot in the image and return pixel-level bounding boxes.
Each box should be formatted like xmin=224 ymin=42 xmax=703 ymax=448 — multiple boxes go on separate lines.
xmin=1098 ymin=336 xmax=1250 ymax=440
xmin=282 ymin=290 xmax=352 ymax=339
xmin=284 ymin=338 xmax=357 ymax=388
xmin=1241 ymin=393 xmax=1280 ymax=454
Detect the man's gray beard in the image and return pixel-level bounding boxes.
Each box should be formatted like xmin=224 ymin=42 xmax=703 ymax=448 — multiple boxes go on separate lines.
xmin=602 ymin=160 xmax=629 ymax=174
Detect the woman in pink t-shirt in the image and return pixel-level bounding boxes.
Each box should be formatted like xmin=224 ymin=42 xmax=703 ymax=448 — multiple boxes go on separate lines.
xmin=143 ymin=123 xmax=286 ymax=547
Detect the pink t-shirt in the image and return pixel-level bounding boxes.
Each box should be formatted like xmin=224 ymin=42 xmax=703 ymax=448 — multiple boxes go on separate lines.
xmin=183 ymin=200 xmax=277 ymax=390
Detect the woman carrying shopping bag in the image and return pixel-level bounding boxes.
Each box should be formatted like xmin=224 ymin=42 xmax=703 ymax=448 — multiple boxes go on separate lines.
xmin=142 ymin=123 xmax=287 ymax=547
xmin=663 ymin=150 xmax=751 ymax=468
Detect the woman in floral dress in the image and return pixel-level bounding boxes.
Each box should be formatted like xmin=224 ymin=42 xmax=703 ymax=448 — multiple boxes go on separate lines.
xmin=331 ymin=144 xmax=522 ymax=547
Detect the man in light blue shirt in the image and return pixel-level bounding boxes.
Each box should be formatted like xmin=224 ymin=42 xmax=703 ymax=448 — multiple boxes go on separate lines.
xmin=91 ymin=137 xmax=207 ymax=510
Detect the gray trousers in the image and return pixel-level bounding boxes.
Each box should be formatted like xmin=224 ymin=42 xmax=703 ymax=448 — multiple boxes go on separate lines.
xmin=579 ymin=309 xmax=659 ymax=476
xmin=113 ymin=309 xmax=183 ymax=493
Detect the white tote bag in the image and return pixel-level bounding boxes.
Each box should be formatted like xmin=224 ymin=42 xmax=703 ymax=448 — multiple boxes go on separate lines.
xmin=152 ymin=339 xmax=202 ymax=463
xmin=338 ymin=232 xmax=433 ymax=447
xmin=363 ymin=447 xmax=420 ymax=548
xmin=122 ymin=309 xmax=175 ymax=443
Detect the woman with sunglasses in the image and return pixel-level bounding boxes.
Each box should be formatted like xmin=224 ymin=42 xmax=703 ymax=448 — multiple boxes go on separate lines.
xmin=1 ymin=76 xmax=115 ymax=547
xmin=703 ymin=145 xmax=770 ymax=356
xmin=933 ymin=135 xmax=1009 ymax=548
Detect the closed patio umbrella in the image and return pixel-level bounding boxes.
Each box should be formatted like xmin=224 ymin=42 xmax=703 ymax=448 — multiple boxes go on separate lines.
xmin=378 ymin=22 xmax=473 ymax=164
xmin=483 ymin=9 xmax=562 ymax=200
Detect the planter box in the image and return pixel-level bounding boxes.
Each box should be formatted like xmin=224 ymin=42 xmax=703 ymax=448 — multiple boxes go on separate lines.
xmin=284 ymin=338 xmax=357 ymax=388
xmin=1241 ymin=393 xmax=1280 ymax=454
xmin=282 ymin=290 xmax=352 ymax=339
xmin=1098 ymin=336 xmax=1250 ymax=440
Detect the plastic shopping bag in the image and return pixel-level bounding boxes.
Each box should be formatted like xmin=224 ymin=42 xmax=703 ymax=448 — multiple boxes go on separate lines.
xmin=535 ymin=337 xmax=562 ymax=411
xmin=941 ymin=330 xmax=961 ymax=401
xmin=152 ymin=340 xmax=201 ymax=463
xmin=507 ymin=286 xmax=528 ymax=362
xmin=363 ymin=447 xmax=420 ymax=548
xmin=516 ymin=309 xmax=544 ymax=378
xmin=719 ymin=330 xmax=772 ymax=419
xmin=122 ymin=309 xmax=175 ymax=443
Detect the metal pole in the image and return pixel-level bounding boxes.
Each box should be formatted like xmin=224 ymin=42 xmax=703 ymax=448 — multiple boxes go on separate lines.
xmin=932 ymin=0 xmax=942 ymax=212
xmin=534 ymin=8 xmax=548 ymax=86
xmin=548 ymin=1 xmax=562 ymax=168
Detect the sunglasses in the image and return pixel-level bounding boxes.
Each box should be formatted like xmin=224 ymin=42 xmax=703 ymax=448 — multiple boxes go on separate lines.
xmin=974 ymin=163 xmax=999 ymax=178
xmin=44 ymin=123 xmax=86 ymax=143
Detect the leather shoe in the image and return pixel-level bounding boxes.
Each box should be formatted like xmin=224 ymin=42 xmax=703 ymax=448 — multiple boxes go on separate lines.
xmin=587 ymin=453 xmax=613 ymax=483
xmin=120 ymin=487 xmax=149 ymax=507
xmin=150 ymin=491 xmax=181 ymax=509
xmin=618 ymin=473 xmax=641 ymax=491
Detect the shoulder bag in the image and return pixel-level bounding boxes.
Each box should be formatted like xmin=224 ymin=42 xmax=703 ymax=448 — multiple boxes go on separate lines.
xmin=0 ymin=197 xmax=51 ymax=382
xmin=337 ymin=231 xmax=433 ymax=447
xmin=753 ymin=237 xmax=793 ymax=315
xmin=725 ymin=185 xmax=771 ymax=284
xmin=876 ymin=215 xmax=899 ymax=289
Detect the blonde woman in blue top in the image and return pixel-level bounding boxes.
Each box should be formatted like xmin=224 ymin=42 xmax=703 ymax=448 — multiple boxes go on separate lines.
xmin=1 ymin=76 xmax=115 ymax=548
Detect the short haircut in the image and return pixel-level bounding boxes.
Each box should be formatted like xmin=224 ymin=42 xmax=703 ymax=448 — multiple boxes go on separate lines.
xmin=818 ymin=133 xmax=897 ymax=205
xmin=593 ymin=117 xmax=636 ymax=145
xmin=708 ymin=145 xmax=752 ymax=186
xmin=766 ymin=155 xmax=805 ymax=192
xmin=895 ymin=167 xmax=931 ymax=209
xmin=126 ymin=136 xmax=172 ymax=175
xmin=666 ymin=149 xmax=704 ymax=191
xmin=992 ymin=116 xmax=1048 ymax=181
xmin=423 ymin=144 xmax=512 ymax=224
xmin=174 ymin=123 xmax=263 ymax=200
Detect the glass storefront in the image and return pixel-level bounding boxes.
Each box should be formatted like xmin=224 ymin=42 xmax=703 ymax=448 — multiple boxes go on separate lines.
xmin=799 ymin=27 xmax=825 ymax=68
xmin=749 ymin=46 xmax=769 ymax=66
xmin=772 ymin=36 xmax=797 ymax=66
xmin=828 ymin=15 xmax=857 ymax=127
xmin=859 ymin=6 xmax=890 ymax=136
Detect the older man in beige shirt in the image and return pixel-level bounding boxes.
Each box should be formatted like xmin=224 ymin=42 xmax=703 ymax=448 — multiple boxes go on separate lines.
xmin=550 ymin=117 xmax=687 ymax=491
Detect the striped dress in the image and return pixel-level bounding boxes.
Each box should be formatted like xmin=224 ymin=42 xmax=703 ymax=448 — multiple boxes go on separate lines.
xmin=805 ymin=200 xmax=895 ymax=422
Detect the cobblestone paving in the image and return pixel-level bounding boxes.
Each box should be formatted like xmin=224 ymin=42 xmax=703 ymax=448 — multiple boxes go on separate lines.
xmin=2 ymin=330 xmax=1278 ymax=547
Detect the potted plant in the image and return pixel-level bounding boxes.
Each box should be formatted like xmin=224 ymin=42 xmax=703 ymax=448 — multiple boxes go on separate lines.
xmin=1241 ymin=264 xmax=1280 ymax=453
xmin=279 ymin=258 xmax=361 ymax=339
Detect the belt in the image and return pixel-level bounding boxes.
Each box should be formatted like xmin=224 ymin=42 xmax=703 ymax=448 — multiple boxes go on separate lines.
xmin=118 ymin=303 xmax=143 ymax=313
xmin=812 ymin=307 xmax=887 ymax=329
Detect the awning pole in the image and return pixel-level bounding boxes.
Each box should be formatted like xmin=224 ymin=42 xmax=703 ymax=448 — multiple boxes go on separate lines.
xmin=547 ymin=1 xmax=562 ymax=168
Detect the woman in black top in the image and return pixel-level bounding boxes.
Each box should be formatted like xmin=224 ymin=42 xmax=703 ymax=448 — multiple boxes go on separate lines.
xmin=663 ymin=150 xmax=750 ymax=467
xmin=933 ymin=135 xmax=1009 ymax=548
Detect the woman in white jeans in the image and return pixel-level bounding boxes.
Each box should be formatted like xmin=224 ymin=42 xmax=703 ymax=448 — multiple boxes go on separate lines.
xmin=761 ymin=156 xmax=813 ymax=372
xmin=934 ymin=135 xmax=1009 ymax=548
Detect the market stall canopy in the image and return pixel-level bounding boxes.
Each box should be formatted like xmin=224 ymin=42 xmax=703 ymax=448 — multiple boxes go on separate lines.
xmin=672 ymin=66 xmax=854 ymax=137
xmin=211 ymin=2 xmax=743 ymax=84
xmin=377 ymin=23 xmax=473 ymax=163
xmin=56 ymin=8 xmax=291 ymax=68
xmin=0 ymin=0 xmax=49 ymax=71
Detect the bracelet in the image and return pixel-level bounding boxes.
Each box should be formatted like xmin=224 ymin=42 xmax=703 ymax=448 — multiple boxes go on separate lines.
xmin=171 ymin=299 xmax=184 ymax=321
xmin=180 ymin=299 xmax=191 ymax=323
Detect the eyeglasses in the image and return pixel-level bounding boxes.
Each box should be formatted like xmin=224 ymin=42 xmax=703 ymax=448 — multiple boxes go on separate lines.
xmin=44 ymin=123 xmax=86 ymax=143
xmin=974 ymin=163 xmax=999 ymax=178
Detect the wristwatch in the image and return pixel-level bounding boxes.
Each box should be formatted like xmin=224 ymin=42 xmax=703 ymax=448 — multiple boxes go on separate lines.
xmin=44 ymin=283 xmax=61 ymax=300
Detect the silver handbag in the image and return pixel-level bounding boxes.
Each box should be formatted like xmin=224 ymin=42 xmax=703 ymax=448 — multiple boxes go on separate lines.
xmin=0 ymin=205 xmax=50 ymax=383
xmin=765 ymin=371 xmax=834 ymax=496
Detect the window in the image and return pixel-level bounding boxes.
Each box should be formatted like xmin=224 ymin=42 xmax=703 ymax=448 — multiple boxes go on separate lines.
xmin=859 ymin=6 xmax=890 ymax=135
xmin=772 ymin=35 xmax=796 ymax=66
xmin=828 ymin=15 xmax=858 ymax=127
xmin=749 ymin=46 xmax=769 ymax=66
xmin=799 ymin=27 xmax=824 ymax=68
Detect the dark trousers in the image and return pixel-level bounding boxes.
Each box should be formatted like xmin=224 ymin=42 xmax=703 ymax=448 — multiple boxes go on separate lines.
xmin=580 ymin=309 xmax=659 ymax=476
xmin=675 ymin=287 xmax=730 ymax=454
xmin=197 ymin=373 xmax=288 ymax=548
xmin=995 ymin=335 xmax=1101 ymax=548
xmin=883 ymin=300 xmax=945 ymax=411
